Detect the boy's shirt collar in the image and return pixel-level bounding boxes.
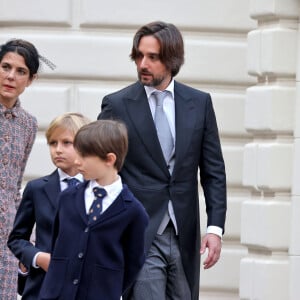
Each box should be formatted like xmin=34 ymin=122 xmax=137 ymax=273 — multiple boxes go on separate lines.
xmin=88 ymin=175 xmax=122 ymax=201
xmin=58 ymin=168 xmax=83 ymax=182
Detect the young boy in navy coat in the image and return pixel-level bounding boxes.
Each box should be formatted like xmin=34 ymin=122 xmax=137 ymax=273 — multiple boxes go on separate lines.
xmin=8 ymin=113 xmax=90 ymax=299
xmin=38 ymin=120 xmax=149 ymax=300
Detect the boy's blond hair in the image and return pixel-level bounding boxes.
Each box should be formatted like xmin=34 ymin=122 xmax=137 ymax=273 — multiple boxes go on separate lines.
xmin=45 ymin=112 xmax=90 ymax=143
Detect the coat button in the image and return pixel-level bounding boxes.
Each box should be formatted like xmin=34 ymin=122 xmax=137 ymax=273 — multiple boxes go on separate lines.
xmin=78 ymin=252 xmax=84 ymax=259
xmin=84 ymin=227 xmax=89 ymax=233
xmin=73 ymin=279 xmax=79 ymax=285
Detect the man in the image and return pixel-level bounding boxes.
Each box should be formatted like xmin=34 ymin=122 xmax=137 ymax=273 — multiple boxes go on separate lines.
xmin=98 ymin=21 xmax=227 ymax=300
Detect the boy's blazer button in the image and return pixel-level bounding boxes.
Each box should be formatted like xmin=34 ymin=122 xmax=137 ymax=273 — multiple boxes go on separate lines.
xmin=73 ymin=279 xmax=79 ymax=285
xmin=78 ymin=252 xmax=84 ymax=259
xmin=84 ymin=227 xmax=89 ymax=233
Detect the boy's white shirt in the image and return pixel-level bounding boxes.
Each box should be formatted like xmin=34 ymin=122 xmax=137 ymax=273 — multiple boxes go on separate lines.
xmin=85 ymin=175 xmax=122 ymax=214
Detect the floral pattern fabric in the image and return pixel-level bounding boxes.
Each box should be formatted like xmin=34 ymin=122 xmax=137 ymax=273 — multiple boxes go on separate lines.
xmin=0 ymin=99 xmax=37 ymax=299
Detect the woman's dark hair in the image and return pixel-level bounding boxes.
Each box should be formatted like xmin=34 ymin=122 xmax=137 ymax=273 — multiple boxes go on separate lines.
xmin=130 ymin=21 xmax=184 ymax=77
xmin=0 ymin=39 xmax=40 ymax=78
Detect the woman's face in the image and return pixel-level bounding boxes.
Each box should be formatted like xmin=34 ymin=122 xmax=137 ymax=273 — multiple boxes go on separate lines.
xmin=0 ymin=52 xmax=35 ymax=108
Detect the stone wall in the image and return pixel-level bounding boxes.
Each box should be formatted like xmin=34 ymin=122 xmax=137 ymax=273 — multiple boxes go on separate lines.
xmin=240 ymin=1 xmax=299 ymax=300
xmin=4 ymin=1 xmax=298 ymax=299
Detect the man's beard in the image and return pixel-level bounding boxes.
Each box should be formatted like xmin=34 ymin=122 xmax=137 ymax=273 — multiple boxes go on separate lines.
xmin=138 ymin=71 xmax=165 ymax=88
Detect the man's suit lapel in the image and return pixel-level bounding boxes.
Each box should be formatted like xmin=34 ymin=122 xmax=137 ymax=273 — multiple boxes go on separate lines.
xmin=173 ymin=81 xmax=197 ymax=177
xmin=124 ymin=82 xmax=168 ymax=174
xmin=43 ymin=170 xmax=61 ymax=208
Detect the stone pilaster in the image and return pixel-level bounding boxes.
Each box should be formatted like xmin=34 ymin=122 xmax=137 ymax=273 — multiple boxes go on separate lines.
xmin=241 ymin=0 xmax=299 ymax=299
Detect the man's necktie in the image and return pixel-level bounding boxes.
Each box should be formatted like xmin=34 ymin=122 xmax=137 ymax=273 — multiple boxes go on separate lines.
xmin=153 ymin=91 xmax=174 ymax=162
xmin=64 ymin=177 xmax=80 ymax=188
xmin=89 ymin=187 xmax=107 ymax=223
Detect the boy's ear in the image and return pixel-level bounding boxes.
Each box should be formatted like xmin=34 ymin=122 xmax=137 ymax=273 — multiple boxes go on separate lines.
xmin=106 ymin=153 xmax=116 ymax=165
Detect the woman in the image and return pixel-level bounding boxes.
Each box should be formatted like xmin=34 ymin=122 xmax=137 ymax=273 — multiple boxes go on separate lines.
xmin=0 ymin=39 xmax=39 ymax=299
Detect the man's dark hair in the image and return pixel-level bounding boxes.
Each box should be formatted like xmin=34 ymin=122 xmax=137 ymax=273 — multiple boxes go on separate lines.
xmin=130 ymin=21 xmax=184 ymax=77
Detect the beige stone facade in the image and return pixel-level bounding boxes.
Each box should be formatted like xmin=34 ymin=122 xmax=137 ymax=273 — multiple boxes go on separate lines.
xmin=1 ymin=0 xmax=299 ymax=299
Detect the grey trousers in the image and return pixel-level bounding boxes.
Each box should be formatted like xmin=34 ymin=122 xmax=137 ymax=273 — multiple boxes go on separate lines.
xmin=130 ymin=224 xmax=191 ymax=300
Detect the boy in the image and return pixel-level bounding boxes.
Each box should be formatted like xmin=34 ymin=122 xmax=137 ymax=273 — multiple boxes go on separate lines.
xmin=38 ymin=120 xmax=149 ymax=300
xmin=8 ymin=112 xmax=90 ymax=299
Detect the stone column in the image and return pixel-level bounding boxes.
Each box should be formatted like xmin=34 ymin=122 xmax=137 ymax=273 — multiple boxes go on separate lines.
xmin=290 ymin=4 xmax=300 ymax=300
xmin=240 ymin=1 xmax=299 ymax=299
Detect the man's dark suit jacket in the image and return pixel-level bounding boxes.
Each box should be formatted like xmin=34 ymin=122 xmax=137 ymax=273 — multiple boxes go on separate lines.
xmin=98 ymin=80 xmax=227 ymax=300
xmin=38 ymin=181 xmax=149 ymax=300
xmin=7 ymin=170 xmax=61 ymax=300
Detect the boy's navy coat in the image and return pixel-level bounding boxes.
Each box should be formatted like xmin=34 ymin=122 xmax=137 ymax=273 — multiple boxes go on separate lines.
xmin=39 ymin=181 xmax=148 ymax=300
xmin=8 ymin=170 xmax=61 ymax=300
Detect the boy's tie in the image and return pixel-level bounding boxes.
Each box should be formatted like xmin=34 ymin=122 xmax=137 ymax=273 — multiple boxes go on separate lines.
xmin=153 ymin=91 xmax=174 ymax=162
xmin=89 ymin=187 xmax=107 ymax=223
xmin=64 ymin=178 xmax=80 ymax=188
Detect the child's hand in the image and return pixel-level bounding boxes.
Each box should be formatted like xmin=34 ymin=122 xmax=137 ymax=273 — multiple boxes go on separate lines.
xmin=19 ymin=262 xmax=28 ymax=273
xmin=36 ymin=252 xmax=51 ymax=272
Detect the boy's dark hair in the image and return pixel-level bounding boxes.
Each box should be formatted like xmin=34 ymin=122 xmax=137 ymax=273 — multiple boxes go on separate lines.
xmin=130 ymin=21 xmax=184 ymax=77
xmin=74 ymin=119 xmax=128 ymax=172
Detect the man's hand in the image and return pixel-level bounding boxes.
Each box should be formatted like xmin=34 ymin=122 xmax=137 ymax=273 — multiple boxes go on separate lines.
xmin=36 ymin=252 xmax=51 ymax=272
xmin=200 ymin=233 xmax=222 ymax=269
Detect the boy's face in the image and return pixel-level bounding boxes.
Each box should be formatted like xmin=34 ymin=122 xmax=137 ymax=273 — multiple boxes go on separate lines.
xmin=48 ymin=128 xmax=79 ymax=176
xmin=74 ymin=153 xmax=112 ymax=185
